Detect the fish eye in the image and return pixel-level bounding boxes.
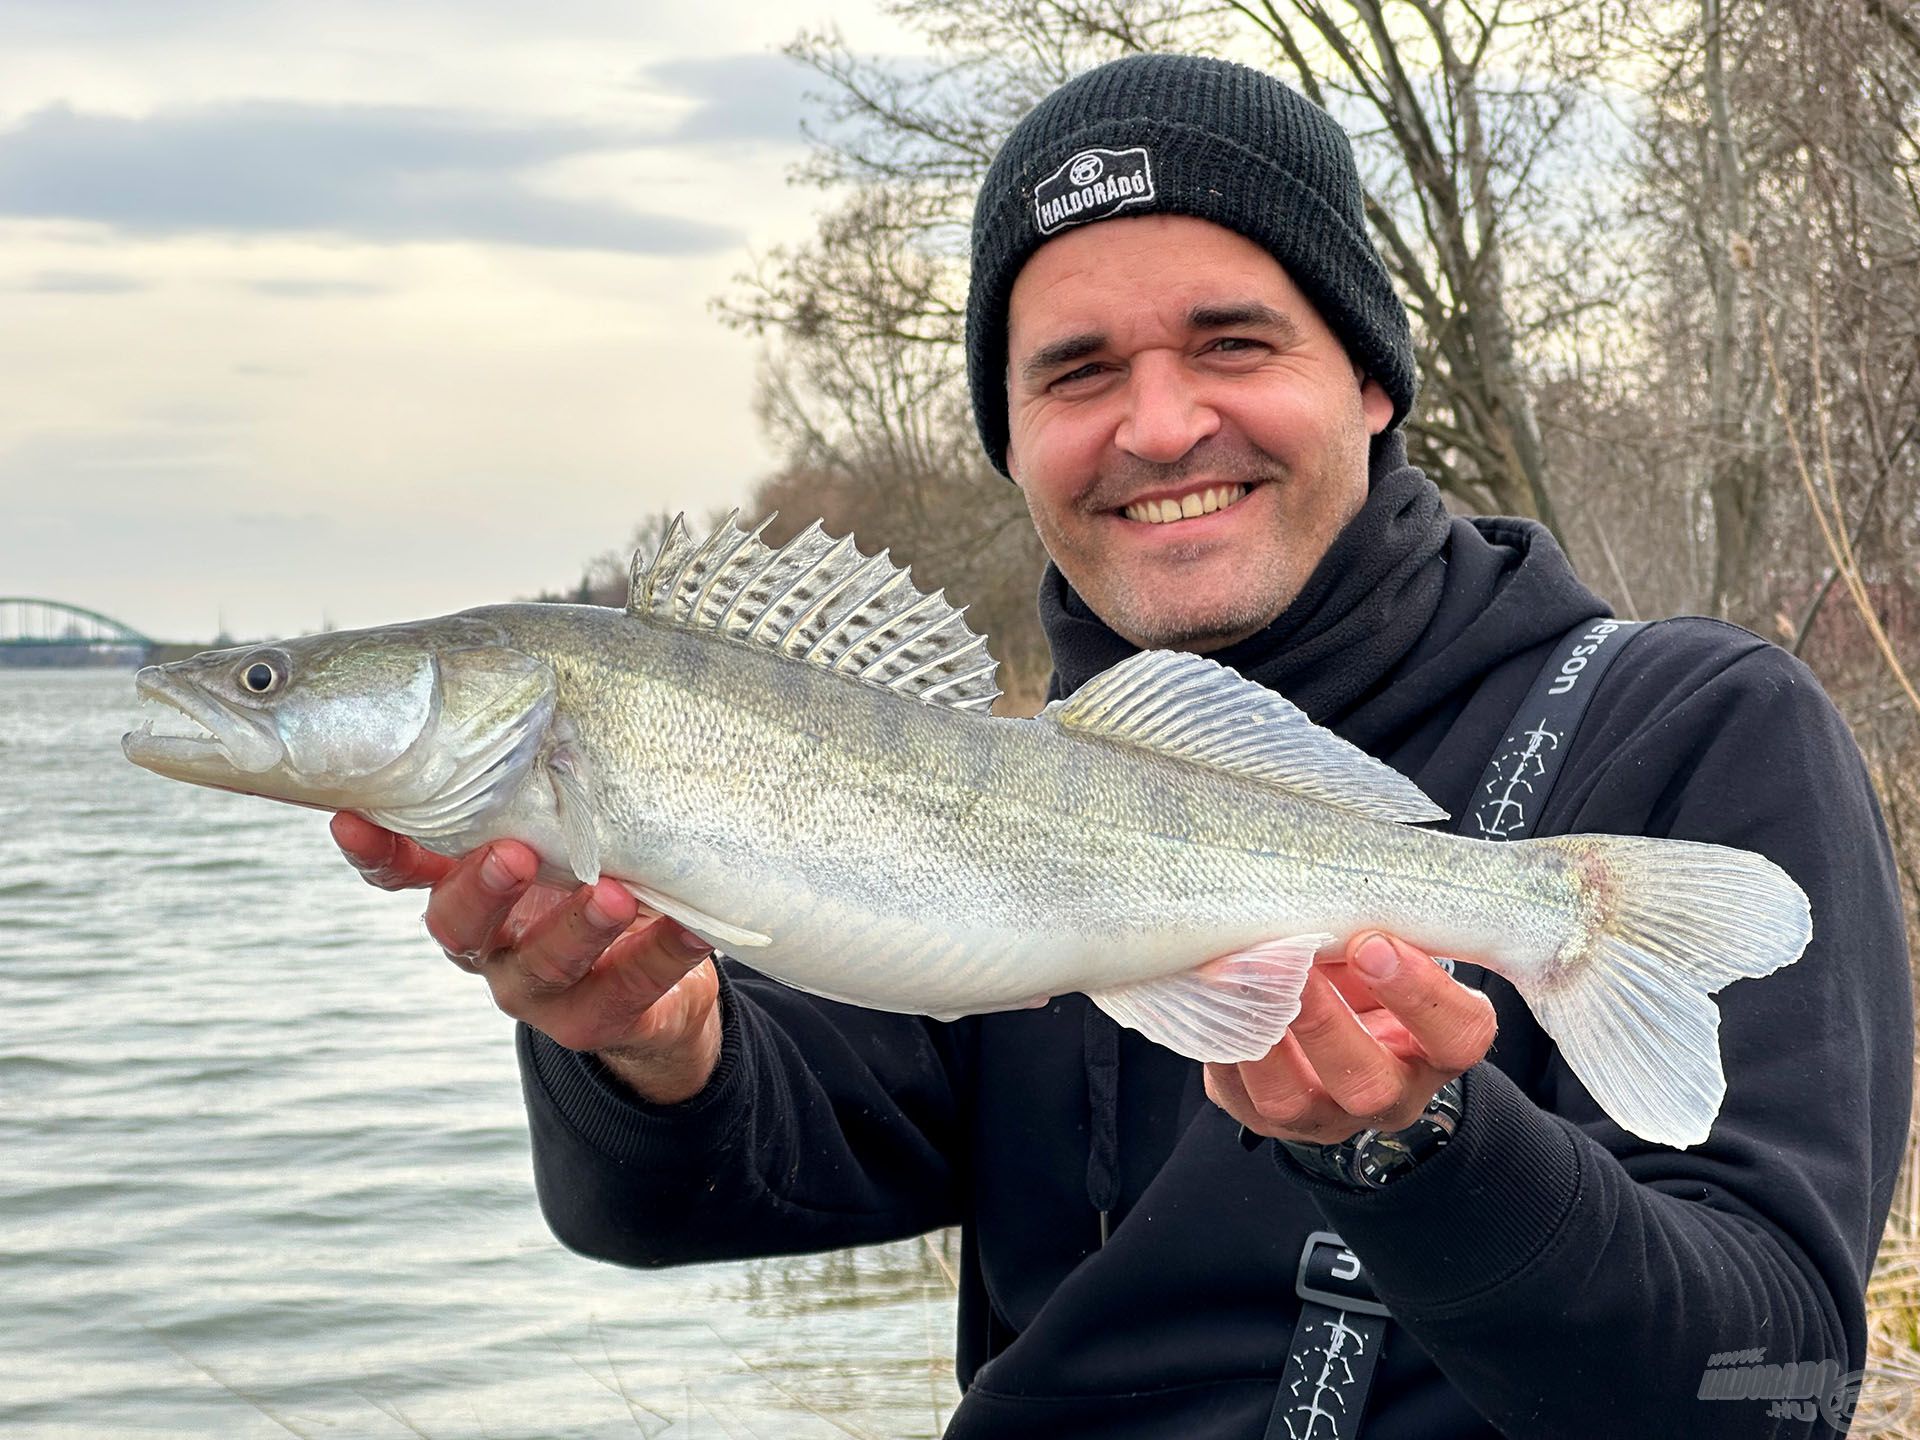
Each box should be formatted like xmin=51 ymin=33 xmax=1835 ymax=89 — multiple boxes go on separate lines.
xmin=240 ymin=659 xmax=284 ymax=695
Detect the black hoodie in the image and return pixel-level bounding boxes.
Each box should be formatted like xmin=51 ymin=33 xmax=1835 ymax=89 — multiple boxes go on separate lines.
xmin=518 ymin=437 xmax=1911 ymax=1438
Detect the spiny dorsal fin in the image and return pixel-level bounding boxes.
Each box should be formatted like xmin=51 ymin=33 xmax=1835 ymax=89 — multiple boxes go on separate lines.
xmin=627 ymin=512 xmax=1000 ymax=712
xmin=1045 ymin=650 xmax=1448 ymax=823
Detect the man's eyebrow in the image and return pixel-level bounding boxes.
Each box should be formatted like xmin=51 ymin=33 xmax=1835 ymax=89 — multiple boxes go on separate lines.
xmin=1017 ymin=303 xmax=1302 ymax=383
xmin=1019 ymin=331 xmax=1107 ymax=384
xmin=1188 ymin=300 xmax=1302 ymax=342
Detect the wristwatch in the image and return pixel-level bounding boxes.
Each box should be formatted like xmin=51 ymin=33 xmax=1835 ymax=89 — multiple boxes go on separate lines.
xmin=1269 ymin=1077 xmax=1465 ymax=1190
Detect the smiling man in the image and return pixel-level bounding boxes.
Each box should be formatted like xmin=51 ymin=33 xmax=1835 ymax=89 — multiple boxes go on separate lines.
xmin=334 ymin=54 xmax=1910 ymax=1439
xmin=1001 ymin=217 xmax=1392 ymax=652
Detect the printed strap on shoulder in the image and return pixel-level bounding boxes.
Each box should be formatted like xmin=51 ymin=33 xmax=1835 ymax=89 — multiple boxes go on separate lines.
xmin=1460 ymin=617 xmax=1653 ymax=843
xmin=1259 ymin=620 xmax=1653 ymax=1440
xmin=1265 ymin=1231 xmax=1391 ymax=1440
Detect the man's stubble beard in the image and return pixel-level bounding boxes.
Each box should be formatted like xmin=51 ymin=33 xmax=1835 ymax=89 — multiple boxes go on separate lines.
xmin=1093 ymin=529 xmax=1302 ymax=654
xmin=1038 ymin=438 xmax=1336 ymax=655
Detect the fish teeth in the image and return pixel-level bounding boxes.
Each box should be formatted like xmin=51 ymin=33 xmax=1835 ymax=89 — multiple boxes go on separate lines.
xmin=136 ymin=700 xmax=215 ymax=741
xmin=138 ymin=706 xmax=213 ymax=737
xmin=1124 ymin=484 xmax=1247 ymax=525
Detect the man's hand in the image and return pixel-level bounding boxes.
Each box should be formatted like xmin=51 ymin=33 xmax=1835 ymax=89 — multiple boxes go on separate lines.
xmin=1205 ymin=932 xmax=1496 ymax=1144
xmin=331 ymin=813 xmax=723 ymax=1105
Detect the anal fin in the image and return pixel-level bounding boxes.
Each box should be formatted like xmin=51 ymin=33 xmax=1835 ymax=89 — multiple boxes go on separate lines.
xmin=1086 ymin=934 xmax=1331 ymax=1062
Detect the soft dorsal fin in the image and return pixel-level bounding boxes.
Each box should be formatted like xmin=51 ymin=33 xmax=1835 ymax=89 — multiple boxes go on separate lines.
xmin=1045 ymin=650 xmax=1448 ymax=823
xmin=627 ymin=513 xmax=1001 ymax=712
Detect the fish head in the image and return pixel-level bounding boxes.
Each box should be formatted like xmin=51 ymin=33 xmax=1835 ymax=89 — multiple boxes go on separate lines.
xmin=123 ymin=619 xmax=557 ymax=825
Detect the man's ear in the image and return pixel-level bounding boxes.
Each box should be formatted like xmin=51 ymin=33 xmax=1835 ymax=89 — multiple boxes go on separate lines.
xmin=1359 ymin=376 xmax=1393 ymax=436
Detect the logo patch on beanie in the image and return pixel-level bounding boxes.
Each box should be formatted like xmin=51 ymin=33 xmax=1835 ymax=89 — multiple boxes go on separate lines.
xmin=1034 ymin=147 xmax=1155 ymax=235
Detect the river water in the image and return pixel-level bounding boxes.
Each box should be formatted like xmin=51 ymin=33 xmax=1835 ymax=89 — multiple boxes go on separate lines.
xmin=0 ymin=669 xmax=957 ymax=1439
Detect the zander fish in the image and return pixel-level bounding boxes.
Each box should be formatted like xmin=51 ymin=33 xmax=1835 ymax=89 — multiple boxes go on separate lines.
xmin=124 ymin=516 xmax=1812 ymax=1147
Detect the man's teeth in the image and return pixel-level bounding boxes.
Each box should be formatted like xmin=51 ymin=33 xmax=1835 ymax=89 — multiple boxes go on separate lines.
xmin=1123 ymin=484 xmax=1248 ymax=525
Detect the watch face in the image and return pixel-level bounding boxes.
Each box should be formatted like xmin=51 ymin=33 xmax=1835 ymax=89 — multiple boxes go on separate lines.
xmin=1355 ymin=1129 xmax=1425 ymax=1187
xmin=1276 ymin=1079 xmax=1464 ymax=1190
xmin=1359 ymin=1090 xmax=1459 ymax=1190
xmin=1350 ymin=1081 xmax=1465 ymax=1188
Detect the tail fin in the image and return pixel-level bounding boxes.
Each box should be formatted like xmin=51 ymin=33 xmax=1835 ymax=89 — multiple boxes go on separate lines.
xmin=1518 ymin=835 xmax=1811 ymax=1149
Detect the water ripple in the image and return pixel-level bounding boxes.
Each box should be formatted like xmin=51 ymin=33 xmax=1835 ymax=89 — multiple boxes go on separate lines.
xmin=0 ymin=671 xmax=957 ymax=1440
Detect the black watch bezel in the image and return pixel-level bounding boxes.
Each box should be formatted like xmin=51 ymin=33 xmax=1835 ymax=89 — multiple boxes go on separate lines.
xmin=1278 ymin=1076 xmax=1465 ymax=1190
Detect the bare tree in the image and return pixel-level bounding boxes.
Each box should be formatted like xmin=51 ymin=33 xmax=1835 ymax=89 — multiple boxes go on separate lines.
xmin=748 ymin=0 xmax=1633 ymax=554
xmin=725 ymin=188 xmax=1052 ymax=708
xmin=1621 ymin=0 xmax=1920 ymax=650
xmin=724 ymin=0 xmax=1920 ymax=692
xmin=1699 ymin=0 xmax=1764 ymax=616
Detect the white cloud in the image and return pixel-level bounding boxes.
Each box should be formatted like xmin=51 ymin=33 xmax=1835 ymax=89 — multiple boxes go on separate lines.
xmin=244 ymin=278 xmax=391 ymax=298
xmin=0 ymin=102 xmax=737 ymax=254
xmin=16 ymin=268 xmax=150 ymax=293
xmin=0 ymin=4 xmax=936 ymax=642
xmin=644 ymin=53 xmax=830 ymax=145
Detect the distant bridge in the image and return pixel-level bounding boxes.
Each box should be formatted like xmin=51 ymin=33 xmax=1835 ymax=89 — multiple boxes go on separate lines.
xmin=0 ymin=598 xmax=154 ymax=667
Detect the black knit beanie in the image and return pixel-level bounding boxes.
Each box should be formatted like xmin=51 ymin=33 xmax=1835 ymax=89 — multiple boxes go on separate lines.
xmin=966 ymin=53 xmax=1416 ymax=476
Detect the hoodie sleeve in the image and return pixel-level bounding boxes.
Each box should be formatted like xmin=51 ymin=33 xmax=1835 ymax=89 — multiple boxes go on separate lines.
xmin=1280 ymin=629 xmax=1912 ymax=1439
xmin=518 ymin=960 xmax=968 ymax=1267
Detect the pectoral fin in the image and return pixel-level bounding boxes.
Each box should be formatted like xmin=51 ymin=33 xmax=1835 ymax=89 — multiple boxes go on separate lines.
xmin=619 ymin=879 xmax=772 ymax=951
xmin=1086 ymin=934 xmax=1331 ymax=1062
xmin=545 ymin=743 xmax=601 ymax=886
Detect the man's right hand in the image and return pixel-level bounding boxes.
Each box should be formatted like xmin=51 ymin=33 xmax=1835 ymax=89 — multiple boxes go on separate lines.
xmin=331 ymin=813 xmax=723 ymax=1105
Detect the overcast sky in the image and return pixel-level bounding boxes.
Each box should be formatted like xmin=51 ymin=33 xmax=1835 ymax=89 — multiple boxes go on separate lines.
xmin=0 ymin=0 xmax=921 ymax=641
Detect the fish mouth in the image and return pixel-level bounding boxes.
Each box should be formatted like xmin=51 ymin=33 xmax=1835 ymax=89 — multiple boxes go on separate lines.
xmin=122 ymin=668 xmax=283 ymax=777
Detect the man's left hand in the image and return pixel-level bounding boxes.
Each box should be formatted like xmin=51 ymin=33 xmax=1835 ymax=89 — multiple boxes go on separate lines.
xmin=1205 ymin=932 xmax=1497 ymax=1144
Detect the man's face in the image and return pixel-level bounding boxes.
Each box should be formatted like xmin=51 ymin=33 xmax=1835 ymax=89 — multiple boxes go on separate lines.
xmin=1005 ymin=214 xmax=1393 ymax=653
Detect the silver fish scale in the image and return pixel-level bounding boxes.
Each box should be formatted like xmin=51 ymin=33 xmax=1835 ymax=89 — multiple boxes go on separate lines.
xmin=479 ymin=604 xmax=1582 ymax=1017
xmin=124 ymin=560 xmax=1815 ymax=1145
